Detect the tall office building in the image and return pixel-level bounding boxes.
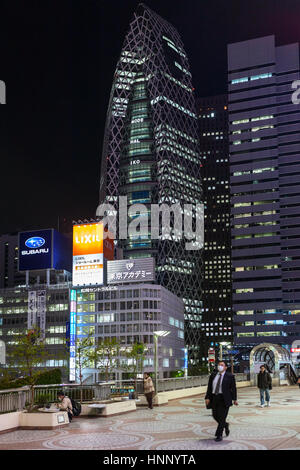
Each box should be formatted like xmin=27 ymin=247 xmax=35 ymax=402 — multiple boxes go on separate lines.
xmin=0 ymin=234 xmax=26 ymax=288
xmin=228 ymin=36 xmax=300 ymax=350
xmin=197 ymin=95 xmax=233 ymax=360
xmin=0 ymin=228 xmax=73 ymax=376
xmin=0 ymin=284 xmax=70 ymax=377
xmin=99 ymin=4 xmax=202 ymax=360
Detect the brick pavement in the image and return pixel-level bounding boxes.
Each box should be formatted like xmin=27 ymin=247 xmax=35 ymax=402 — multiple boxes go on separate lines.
xmin=1 ymin=385 xmax=300 ymax=450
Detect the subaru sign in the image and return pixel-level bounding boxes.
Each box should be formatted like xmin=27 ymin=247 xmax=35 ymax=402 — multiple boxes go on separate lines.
xmin=25 ymin=237 xmax=46 ymax=249
xmin=18 ymin=228 xmax=72 ymax=272
xmin=19 ymin=229 xmax=53 ymax=271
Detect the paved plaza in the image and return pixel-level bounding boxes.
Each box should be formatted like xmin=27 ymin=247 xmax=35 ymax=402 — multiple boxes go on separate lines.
xmin=1 ymin=386 xmax=300 ymax=450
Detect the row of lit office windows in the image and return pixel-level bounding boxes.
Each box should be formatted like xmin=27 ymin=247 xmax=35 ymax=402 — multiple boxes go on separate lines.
xmin=78 ymin=312 xmax=160 ymax=323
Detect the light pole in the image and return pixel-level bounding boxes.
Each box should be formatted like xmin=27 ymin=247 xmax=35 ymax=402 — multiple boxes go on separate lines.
xmin=219 ymin=342 xmax=230 ymax=362
xmin=153 ymin=330 xmax=170 ymax=393
xmin=219 ymin=341 xmax=230 ymax=361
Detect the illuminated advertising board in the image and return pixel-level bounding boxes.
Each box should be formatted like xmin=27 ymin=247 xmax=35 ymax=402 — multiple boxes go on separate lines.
xmin=69 ymin=289 xmax=77 ymax=382
xmin=18 ymin=229 xmax=72 ymax=272
xmin=107 ymin=257 xmax=155 ymax=284
xmin=72 ymin=223 xmax=114 ymax=287
xmin=19 ymin=229 xmax=53 ymax=271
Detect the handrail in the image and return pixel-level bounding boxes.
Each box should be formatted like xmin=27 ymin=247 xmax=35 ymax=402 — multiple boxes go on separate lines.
xmin=0 ymin=373 xmax=250 ymax=413
xmin=0 ymin=386 xmax=29 ymax=394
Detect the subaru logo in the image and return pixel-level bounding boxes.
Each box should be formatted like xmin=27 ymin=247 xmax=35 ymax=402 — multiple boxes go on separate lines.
xmin=25 ymin=237 xmax=45 ymax=248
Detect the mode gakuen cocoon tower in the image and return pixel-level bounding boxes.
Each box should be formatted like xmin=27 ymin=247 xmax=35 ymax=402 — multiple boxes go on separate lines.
xmin=99 ymin=4 xmax=203 ymax=361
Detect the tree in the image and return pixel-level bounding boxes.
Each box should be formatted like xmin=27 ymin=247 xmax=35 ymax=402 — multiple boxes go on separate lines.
xmin=74 ymin=334 xmax=94 ymax=403
xmin=8 ymin=328 xmax=53 ymax=411
xmin=188 ymin=363 xmax=209 ymax=376
xmin=122 ymin=342 xmax=146 ymax=398
xmin=88 ymin=338 xmax=120 ymax=382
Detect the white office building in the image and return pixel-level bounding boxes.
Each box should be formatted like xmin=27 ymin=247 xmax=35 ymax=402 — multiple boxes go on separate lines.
xmin=72 ymin=282 xmax=185 ymax=382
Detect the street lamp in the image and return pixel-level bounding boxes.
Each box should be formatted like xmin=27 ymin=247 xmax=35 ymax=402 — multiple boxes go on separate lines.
xmin=219 ymin=342 xmax=230 ymax=361
xmin=153 ymin=330 xmax=170 ymax=393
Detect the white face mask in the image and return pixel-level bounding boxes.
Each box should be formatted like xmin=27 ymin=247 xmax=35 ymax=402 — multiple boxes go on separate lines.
xmin=218 ymin=365 xmax=225 ymax=372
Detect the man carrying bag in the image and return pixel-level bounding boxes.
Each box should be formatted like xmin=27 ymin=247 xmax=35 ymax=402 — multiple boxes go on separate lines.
xmin=205 ymin=361 xmax=238 ymax=441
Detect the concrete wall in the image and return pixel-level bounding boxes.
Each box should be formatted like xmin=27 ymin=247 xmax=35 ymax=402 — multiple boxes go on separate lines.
xmin=0 ymin=411 xmax=69 ymax=433
xmin=137 ymin=381 xmax=251 ymax=405
xmin=0 ymin=411 xmax=21 ymax=433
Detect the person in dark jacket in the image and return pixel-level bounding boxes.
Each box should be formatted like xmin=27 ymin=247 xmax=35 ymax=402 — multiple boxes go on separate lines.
xmin=205 ymin=361 xmax=238 ymax=442
xmin=257 ymin=364 xmax=272 ymax=407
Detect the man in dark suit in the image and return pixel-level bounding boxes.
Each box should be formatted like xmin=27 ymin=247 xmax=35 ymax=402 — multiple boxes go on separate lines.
xmin=205 ymin=361 xmax=238 ymax=441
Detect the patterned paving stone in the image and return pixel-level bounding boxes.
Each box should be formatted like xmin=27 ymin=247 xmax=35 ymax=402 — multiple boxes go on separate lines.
xmin=144 ymin=438 xmax=267 ymax=450
xmin=1 ymin=386 xmax=300 ymax=450
xmin=112 ymin=420 xmax=194 ymax=433
xmin=197 ymin=425 xmax=296 ymax=440
xmin=156 ymin=406 xmax=196 ymax=413
xmin=237 ymin=413 xmax=300 ymax=426
xmin=43 ymin=432 xmax=153 ymax=450
xmin=0 ymin=429 xmax=68 ymax=444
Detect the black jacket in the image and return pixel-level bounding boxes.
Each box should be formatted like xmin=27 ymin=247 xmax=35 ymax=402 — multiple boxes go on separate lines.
xmin=205 ymin=370 xmax=237 ymax=407
xmin=257 ymin=371 xmax=272 ymax=389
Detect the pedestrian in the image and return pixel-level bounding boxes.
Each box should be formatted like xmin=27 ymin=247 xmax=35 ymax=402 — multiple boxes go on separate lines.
xmin=56 ymin=391 xmax=73 ymax=422
xmin=143 ymin=372 xmax=155 ymax=409
xmin=257 ymin=364 xmax=272 ymax=407
xmin=205 ymin=360 xmax=238 ymax=442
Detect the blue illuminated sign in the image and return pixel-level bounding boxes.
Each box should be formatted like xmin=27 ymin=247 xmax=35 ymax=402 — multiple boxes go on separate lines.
xmin=25 ymin=237 xmax=46 ymax=249
xmin=18 ymin=229 xmax=72 ymax=273
xmin=184 ymin=348 xmax=188 ymax=369
xmin=69 ymin=289 xmax=77 ymax=382
xmin=19 ymin=229 xmax=53 ymax=271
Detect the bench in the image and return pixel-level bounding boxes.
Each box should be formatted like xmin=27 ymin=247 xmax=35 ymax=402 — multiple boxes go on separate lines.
xmin=87 ymin=404 xmax=107 ymax=410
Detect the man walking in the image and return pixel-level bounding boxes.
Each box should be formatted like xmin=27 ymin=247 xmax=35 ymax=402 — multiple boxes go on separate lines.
xmin=205 ymin=360 xmax=238 ymax=441
xmin=257 ymin=364 xmax=272 ymax=407
xmin=143 ymin=372 xmax=155 ymax=409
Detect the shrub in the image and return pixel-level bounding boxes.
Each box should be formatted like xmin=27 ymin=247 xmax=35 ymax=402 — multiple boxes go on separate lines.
xmin=35 ymin=368 xmax=62 ymax=385
xmin=0 ymin=368 xmax=62 ymax=390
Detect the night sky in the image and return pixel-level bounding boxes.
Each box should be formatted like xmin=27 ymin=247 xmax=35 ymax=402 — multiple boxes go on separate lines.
xmin=0 ymin=0 xmax=299 ymax=234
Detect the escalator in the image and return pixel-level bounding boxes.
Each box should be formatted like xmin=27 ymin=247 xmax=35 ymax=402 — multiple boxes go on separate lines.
xmin=283 ymin=363 xmax=298 ymax=385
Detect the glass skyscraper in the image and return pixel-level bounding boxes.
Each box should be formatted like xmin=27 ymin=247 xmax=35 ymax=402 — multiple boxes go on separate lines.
xmin=228 ymin=35 xmax=300 ymax=350
xmin=99 ymin=4 xmax=202 ymax=361
xmin=197 ymin=95 xmax=233 ymax=360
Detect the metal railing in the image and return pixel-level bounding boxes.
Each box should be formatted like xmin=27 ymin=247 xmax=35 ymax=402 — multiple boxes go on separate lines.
xmin=33 ymin=383 xmax=111 ymax=403
xmin=0 ymin=374 xmax=250 ymax=413
xmin=157 ymin=373 xmax=249 ymax=392
xmin=0 ymin=387 xmax=29 ymax=414
xmin=110 ymin=373 xmax=249 ymax=394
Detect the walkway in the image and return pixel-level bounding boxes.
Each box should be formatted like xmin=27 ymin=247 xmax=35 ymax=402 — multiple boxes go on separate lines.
xmin=1 ymin=386 xmax=300 ymax=450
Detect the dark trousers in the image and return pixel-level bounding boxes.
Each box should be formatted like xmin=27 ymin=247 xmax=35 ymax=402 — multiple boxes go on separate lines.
xmin=212 ymin=394 xmax=229 ymax=437
xmin=145 ymin=392 xmax=153 ymax=409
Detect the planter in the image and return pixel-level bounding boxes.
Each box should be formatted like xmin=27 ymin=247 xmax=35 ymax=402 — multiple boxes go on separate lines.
xmin=137 ymin=394 xmax=168 ymax=406
xmin=101 ymin=399 xmax=136 ymax=417
xmin=80 ymin=399 xmax=136 ymax=417
xmin=0 ymin=411 xmax=22 ymax=434
xmin=19 ymin=410 xmax=69 ymax=429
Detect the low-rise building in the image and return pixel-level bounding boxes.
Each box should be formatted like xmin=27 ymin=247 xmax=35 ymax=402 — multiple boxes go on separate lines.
xmin=72 ymin=283 xmax=185 ymax=382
